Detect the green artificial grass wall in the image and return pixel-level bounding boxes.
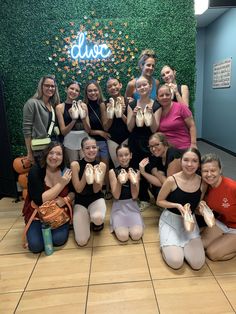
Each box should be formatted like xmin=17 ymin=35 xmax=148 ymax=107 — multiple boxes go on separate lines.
xmin=0 ymin=0 xmax=196 ymax=157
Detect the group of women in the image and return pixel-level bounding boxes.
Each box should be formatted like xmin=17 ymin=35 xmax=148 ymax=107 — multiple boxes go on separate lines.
xmin=22 ymin=49 xmax=236 ymax=269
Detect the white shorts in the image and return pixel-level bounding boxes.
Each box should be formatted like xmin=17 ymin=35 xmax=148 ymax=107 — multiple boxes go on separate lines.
xmin=216 ymin=219 xmax=236 ymax=234
xmin=159 ymin=209 xmax=200 ymax=248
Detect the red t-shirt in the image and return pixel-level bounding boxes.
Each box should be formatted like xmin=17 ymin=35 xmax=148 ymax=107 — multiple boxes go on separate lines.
xmin=204 ymin=177 xmax=236 ymax=228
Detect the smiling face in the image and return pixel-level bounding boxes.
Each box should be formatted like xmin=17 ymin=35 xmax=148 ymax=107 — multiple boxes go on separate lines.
xmin=148 ymin=136 xmax=166 ymax=157
xmin=181 ymin=151 xmax=200 ymax=175
xmin=107 ymin=78 xmax=122 ymax=98
xmin=86 ymin=83 xmax=100 ymax=101
xmin=161 ymin=66 xmax=176 ymax=84
xmin=66 ymin=83 xmax=80 ymax=101
xmin=141 ymin=57 xmax=155 ymax=77
xmin=42 ymin=78 xmax=56 ymax=99
xmin=82 ymin=139 xmax=98 ymax=161
xmin=116 ymin=147 xmax=132 ymax=168
xmin=46 ymin=145 xmax=63 ymax=169
xmin=201 ymin=161 xmax=222 ymax=187
xmin=136 ymin=77 xmax=151 ymax=97
xmin=157 ymin=85 xmax=172 ymax=107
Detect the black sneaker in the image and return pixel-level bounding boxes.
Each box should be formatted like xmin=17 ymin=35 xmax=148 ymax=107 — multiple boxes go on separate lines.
xmin=91 ymin=223 xmax=104 ymax=232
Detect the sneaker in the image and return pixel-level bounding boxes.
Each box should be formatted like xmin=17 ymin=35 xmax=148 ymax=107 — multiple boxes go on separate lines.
xmin=199 ymin=201 xmax=215 ymax=228
xmin=139 ymin=201 xmax=150 ymax=211
xmin=183 ymin=203 xmax=195 ymax=232
xmin=85 ymin=164 xmax=94 ymax=184
xmin=136 ymin=107 xmax=144 ymax=127
xmin=91 ymin=222 xmax=104 ymax=232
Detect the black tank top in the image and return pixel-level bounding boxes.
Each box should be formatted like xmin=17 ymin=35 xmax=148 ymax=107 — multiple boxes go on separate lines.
xmin=167 ymin=175 xmax=202 ymax=215
xmin=114 ymin=166 xmax=133 ymax=200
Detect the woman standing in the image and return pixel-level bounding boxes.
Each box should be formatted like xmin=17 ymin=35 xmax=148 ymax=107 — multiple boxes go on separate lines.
xmin=23 ymin=75 xmax=60 ymax=164
xmin=125 ymin=49 xmax=159 ymax=101
xmin=157 ymin=148 xmax=207 ymax=270
xmin=139 ymin=132 xmax=182 ymax=198
xmin=161 ymin=65 xmax=189 ymax=106
xmin=109 ymin=144 xmax=143 ymax=242
xmin=127 ymin=76 xmax=161 ymax=210
xmin=71 ymin=137 xmax=106 ymax=246
xmin=22 ymin=142 xmax=74 ymax=253
xmin=56 ymin=81 xmax=90 ymax=166
xmin=83 ymin=80 xmax=111 ymax=199
xmin=157 ymin=85 xmax=197 ymax=150
xmin=101 ymin=77 xmax=130 ymax=167
xmin=200 ymin=153 xmax=236 ymax=261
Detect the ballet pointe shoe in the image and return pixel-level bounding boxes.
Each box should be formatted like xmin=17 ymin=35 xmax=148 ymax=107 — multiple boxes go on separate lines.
xmin=128 ymin=168 xmax=138 ymax=185
xmin=114 ymin=97 xmax=123 ymax=118
xmin=70 ymin=100 xmax=80 ymax=120
xmin=107 ymin=98 xmax=115 ymax=119
xmin=183 ymin=203 xmax=195 ymax=232
xmin=77 ymin=100 xmax=86 ymax=119
xmin=94 ymin=164 xmax=104 ymax=184
xmin=144 ymin=105 xmax=153 ymax=127
xmin=136 ymin=107 xmax=144 ymax=127
xmin=85 ymin=164 xmax=94 ymax=184
xmin=118 ymin=169 xmax=128 ymax=184
xmin=199 ymin=201 xmax=216 ymax=228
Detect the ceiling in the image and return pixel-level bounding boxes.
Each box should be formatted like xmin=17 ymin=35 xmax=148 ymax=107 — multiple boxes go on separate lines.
xmin=196 ymin=8 xmax=229 ymax=27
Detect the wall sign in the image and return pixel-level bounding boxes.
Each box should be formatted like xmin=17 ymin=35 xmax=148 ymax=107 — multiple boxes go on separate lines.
xmin=212 ymin=58 xmax=232 ymax=88
xmin=70 ymin=32 xmax=112 ymax=60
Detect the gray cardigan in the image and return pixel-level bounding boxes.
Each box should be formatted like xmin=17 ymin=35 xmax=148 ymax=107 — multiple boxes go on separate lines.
xmin=23 ymin=98 xmax=55 ymax=139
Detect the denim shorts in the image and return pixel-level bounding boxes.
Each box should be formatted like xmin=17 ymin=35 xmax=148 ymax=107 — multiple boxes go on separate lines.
xmin=96 ymin=140 xmax=109 ymax=159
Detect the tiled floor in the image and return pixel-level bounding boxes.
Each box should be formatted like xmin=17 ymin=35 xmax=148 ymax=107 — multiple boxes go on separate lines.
xmin=0 ymin=141 xmax=236 ymax=314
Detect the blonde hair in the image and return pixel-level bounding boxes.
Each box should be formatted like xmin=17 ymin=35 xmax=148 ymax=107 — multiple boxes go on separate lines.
xmin=33 ymin=75 xmax=60 ymax=107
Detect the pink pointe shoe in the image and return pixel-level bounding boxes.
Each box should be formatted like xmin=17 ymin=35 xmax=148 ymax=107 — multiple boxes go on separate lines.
xmin=107 ymin=98 xmax=115 ymax=119
xmin=183 ymin=203 xmax=195 ymax=232
xmin=94 ymin=164 xmax=104 ymax=184
xmin=136 ymin=107 xmax=144 ymax=127
xmin=70 ymin=100 xmax=80 ymax=120
xmin=199 ymin=201 xmax=215 ymax=228
xmin=118 ymin=169 xmax=128 ymax=184
xmin=128 ymin=168 xmax=138 ymax=185
xmin=85 ymin=164 xmax=94 ymax=185
xmin=77 ymin=100 xmax=86 ymax=119
xmin=144 ymin=105 xmax=153 ymax=127
xmin=114 ymin=97 xmax=123 ymax=118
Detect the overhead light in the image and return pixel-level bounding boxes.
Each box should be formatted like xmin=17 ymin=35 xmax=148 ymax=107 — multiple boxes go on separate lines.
xmin=195 ymin=0 xmax=209 ymax=15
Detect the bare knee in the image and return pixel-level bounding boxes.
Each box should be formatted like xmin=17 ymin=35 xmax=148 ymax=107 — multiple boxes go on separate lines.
xmin=115 ymin=228 xmax=129 ymax=242
xmin=206 ymin=246 xmax=221 ymax=261
xmin=130 ymin=226 xmax=143 ymax=241
xmin=91 ymin=213 xmax=104 ymax=226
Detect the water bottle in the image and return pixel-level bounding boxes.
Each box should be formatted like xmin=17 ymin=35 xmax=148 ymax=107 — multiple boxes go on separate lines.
xmin=41 ymin=223 xmax=54 ymax=255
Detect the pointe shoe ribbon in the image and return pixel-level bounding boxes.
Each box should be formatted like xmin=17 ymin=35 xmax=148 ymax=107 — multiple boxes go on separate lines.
xmin=77 ymin=100 xmax=86 ymax=119
xmin=136 ymin=107 xmax=144 ymax=127
xmin=199 ymin=201 xmax=215 ymax=228
xmin=183 ymin=203 xmax=195 ymax=232
xmin=114 ymin=97 xmax=123 ymax=118
xmin=85 ymin=164 xmax=94 ymax=184
xmin=107 ymin=98 xmax=115 ymax=119
xmin=128 ymin=168 xmax=138 ymax=185
xmin=70 ymin=100 xmax=80 ymax=120
xmin=94 ymin=164 xmax=104 ymax=184
xmin=144 ymin=105 xmax=153 ymax=127
xmin=118 ymin=168 xmax=128 ymax=184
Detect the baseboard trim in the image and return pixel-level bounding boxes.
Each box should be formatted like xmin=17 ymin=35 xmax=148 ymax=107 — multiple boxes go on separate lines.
xmin=197 ymin=138 xmax=236 ymax=157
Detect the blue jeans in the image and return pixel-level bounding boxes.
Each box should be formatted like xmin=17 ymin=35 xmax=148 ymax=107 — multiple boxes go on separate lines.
xmin=26 ymin=220 xmax=70 ymax=253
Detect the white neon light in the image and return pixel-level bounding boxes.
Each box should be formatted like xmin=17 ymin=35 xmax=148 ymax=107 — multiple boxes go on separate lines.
xmin=194 ymin=0 xmax=208 ymax=15
xmin=70 ymin=32 xmax=112 ymax=60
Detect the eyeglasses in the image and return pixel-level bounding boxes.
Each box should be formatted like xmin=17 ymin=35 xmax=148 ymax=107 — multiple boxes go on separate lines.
xmin=43 ymin=84 xmax=56 ymax=89
xmin=148 ymin=143 xmax=162 ymax=149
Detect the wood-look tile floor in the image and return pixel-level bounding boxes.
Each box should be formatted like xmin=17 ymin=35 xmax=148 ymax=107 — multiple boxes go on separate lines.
xmin=0 ymin=196 xmax=236 ymax=314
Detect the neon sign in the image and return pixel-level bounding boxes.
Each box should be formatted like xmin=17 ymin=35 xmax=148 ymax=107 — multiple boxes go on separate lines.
xmin=70 ymin=32 xmax=112 ymax=60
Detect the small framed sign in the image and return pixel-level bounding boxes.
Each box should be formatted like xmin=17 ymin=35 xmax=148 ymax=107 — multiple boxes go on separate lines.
xmin=212 ymin=58 xmax=232 ymax=89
